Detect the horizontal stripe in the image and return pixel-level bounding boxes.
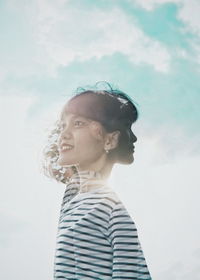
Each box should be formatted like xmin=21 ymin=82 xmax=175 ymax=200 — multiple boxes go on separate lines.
xmin=54 ymin=170 xmax=152 ymax=279
xmin=56 ymin=251 xmax=112 ymax=262
xmin=58 ymin=233 xmax=110 ymax=247
xmin=57 ymin=241 xmax=112 ymax=254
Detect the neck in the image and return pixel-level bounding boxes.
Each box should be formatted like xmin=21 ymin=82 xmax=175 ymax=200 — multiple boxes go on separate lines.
xmin=77 ymin=154 xmax=114 ymax=181
xmin=68 ymin=158 xmax=114 ymax=193
xmin=69 ymin=168 xmax=109 ymax=193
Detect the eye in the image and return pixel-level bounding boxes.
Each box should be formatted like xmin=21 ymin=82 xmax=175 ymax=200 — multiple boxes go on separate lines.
xmin=74 ymin=120 xmax=85 ymax=127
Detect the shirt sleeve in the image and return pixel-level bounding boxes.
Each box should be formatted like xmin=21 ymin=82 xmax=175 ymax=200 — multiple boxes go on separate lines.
xmin=107 ymin=202 xmax=152 ymax=280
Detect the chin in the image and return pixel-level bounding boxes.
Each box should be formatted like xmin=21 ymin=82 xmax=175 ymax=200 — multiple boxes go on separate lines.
xmin=118 ymin=155 xmax=134 ymax=165
xmin=57 ymin=157 xmax=77 ymax=167
xmin=126 ymin=157 xmax=134 ymax=164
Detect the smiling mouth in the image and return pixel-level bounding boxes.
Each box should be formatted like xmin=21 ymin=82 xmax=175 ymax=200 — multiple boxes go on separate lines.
xmin=61 ymin=148 xmax=74 ymax=153
xmin=59 ymin=144 xmax=74 ymax=152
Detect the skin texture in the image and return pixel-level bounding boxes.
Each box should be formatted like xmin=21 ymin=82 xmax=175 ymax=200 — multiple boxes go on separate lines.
xmin=57 ymin=112 xmax=121 ymax=178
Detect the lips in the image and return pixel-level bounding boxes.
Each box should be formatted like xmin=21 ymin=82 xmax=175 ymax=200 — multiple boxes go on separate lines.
xmin=129 ymin=145 xmax=135 ymax=151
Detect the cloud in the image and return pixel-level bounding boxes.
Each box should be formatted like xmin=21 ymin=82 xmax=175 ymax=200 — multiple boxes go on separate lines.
xmin=37 ymin=3 xmax=170 ymax=72
xmin=134 ymin=0 xmax=200 ymax=64
xmin=175 ymin=0 xmax=200 ymax=35
xmin=132 ymin=0 xmax=200 ymax=37
xmin=134 ymin=0 xmax=182 ymax=11
xmin=177 ymin=0 xmax=200 ymax=63
xmin=5 ymin=0 xmax=170 ymax=76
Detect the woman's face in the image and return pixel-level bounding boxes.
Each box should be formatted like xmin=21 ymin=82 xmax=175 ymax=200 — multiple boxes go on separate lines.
xmin=57 ymin=112 xmax=106 ymax=170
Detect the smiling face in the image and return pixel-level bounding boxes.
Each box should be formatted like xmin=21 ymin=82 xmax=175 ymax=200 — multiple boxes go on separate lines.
xmin=57 ymin=112 xmax=108 ymax=170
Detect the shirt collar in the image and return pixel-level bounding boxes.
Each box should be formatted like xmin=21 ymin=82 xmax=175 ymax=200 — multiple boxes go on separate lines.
xmin=69 ymin=169 xmax=108 ymax=193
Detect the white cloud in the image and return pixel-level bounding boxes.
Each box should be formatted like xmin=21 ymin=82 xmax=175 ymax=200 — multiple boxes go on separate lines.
xmin=134 ymin=0 xmax=182 ymax=11
xmin=3 ymin=0 xmax=200 ymax=77
xmin=133 ymin=0 xmax=200 ymax=35
xmin=6 ymin=0 xmax=170 ymax=75
xmin=177 ymin=0 xmax=200 ymax=63
xmin=36 ymin=3 xmax=170 ymax=72
xmin=177 ymin=0 xmax=200 ymax=35
xmin=134 ymin=0 xmax=200 ymax=64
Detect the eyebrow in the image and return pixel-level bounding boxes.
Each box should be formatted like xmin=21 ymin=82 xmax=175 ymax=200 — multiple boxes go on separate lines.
xmin=60 ymin=114 xmax=88 ymax=123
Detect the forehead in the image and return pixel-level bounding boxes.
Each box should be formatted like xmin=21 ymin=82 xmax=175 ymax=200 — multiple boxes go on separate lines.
xmin=60 ymin=111 xmax=88 ymax=122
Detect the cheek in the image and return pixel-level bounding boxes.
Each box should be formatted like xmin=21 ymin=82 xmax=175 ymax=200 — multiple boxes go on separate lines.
xmin=89 ymin=122 xmax=104 ymax=141
xmin=75 ymin=128 xmax=103 ymax=154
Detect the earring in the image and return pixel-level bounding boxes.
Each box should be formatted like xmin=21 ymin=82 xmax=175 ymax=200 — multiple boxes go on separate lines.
xmin=105 ymin=149 xmax=110 ymax=154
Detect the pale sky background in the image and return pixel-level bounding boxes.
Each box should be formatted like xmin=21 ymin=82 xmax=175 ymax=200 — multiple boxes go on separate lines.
xmin=1 ymin=0 xmax=200 ymax=279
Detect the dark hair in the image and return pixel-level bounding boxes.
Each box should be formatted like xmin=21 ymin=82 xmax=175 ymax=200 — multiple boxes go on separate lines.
xmin=42 ymin=82 xmax=139 ymax=183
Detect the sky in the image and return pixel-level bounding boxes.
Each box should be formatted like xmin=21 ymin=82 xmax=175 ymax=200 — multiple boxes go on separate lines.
xmin=1 ymin=0 xmax=200 ymax=279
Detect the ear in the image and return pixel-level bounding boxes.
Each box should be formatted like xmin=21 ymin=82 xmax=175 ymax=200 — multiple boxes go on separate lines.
xmin=104 ymin=130 xmax=120 ymax=151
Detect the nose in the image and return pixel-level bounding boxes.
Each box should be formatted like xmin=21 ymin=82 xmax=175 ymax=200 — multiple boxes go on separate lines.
xmin=129 ymin=130 xmax=137 ymax=144
xmin=132 ymin=133 xmax=137 ymax=143
xmin=58 ymin=124 xmax=72 ymax=142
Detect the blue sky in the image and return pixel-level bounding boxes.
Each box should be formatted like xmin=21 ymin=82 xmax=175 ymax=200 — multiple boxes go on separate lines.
xmin=1 ymin=0 xmax=200 ymax=135
xmin=1 ymin=0 xmax=200 ymax=279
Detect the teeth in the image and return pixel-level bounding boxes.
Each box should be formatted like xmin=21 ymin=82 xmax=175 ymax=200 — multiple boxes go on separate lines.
xmin=61 ymin=145 xmax=73 ymax=151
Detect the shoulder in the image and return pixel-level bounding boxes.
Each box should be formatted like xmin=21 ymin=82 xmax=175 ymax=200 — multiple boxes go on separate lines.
xmin=100 ymin=188 xmax=135 ymax=223
xmin=92 ymin=186 xmax=127 ymax=215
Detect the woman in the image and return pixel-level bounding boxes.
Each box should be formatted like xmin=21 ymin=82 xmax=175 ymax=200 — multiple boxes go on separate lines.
xmin=43 ymin=83 xmax=152 ymax=279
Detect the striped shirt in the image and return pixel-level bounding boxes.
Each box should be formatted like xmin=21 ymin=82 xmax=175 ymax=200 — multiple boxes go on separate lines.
xmin=54 ymin=170 xmax=152 ymax=279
